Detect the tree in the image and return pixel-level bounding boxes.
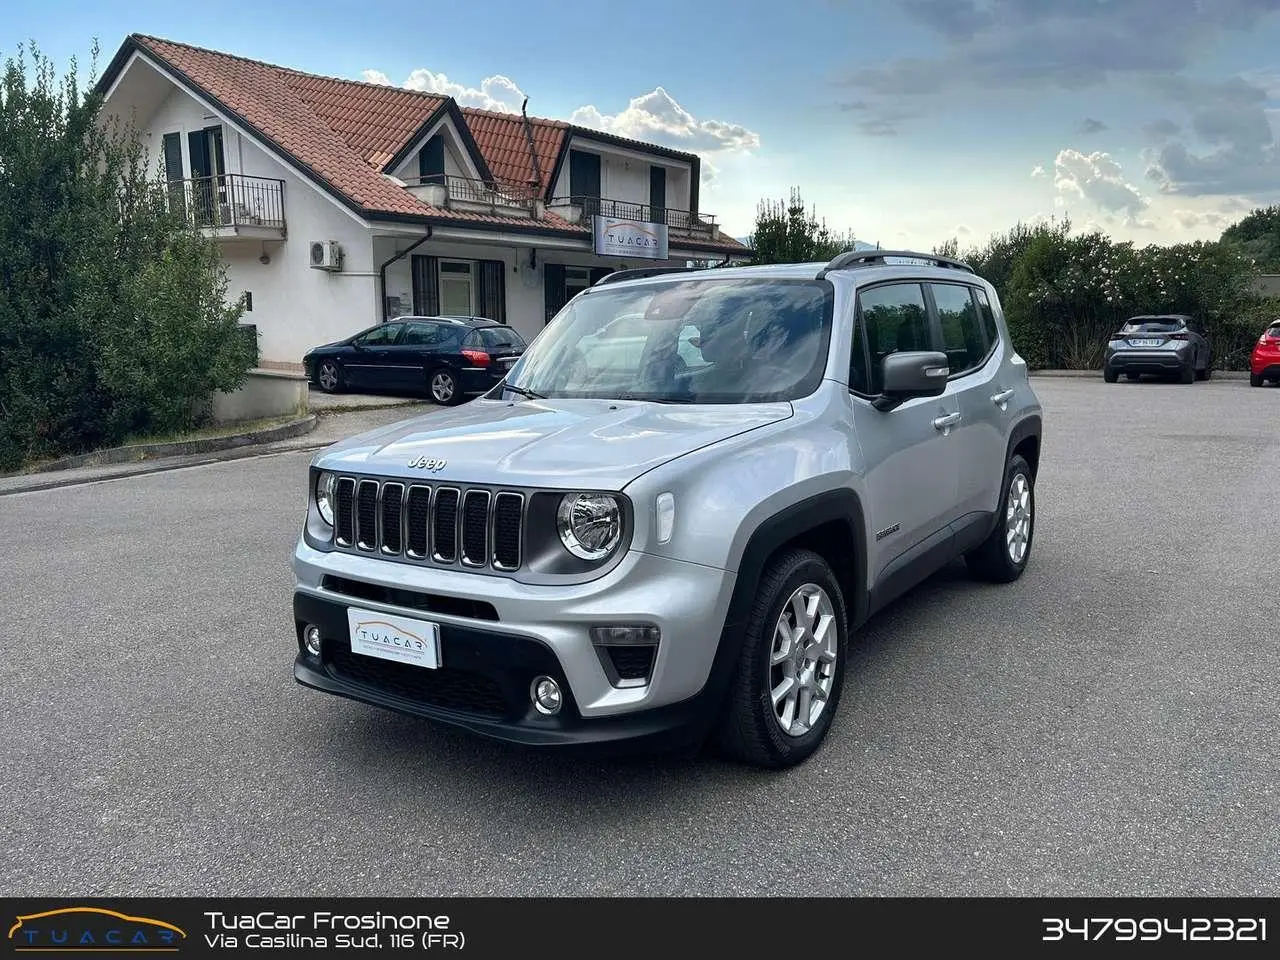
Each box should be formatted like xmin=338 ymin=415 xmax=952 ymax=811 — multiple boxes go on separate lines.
xmin=748 ymin=188 xmax=856 ymax=264
xmin=0 ymin=42 xmax=255 ymax=471
xmin=1220 ymin=205 xmax=1280 ymax=270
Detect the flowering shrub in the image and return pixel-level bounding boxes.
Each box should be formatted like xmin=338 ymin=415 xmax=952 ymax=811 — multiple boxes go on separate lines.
xmin=954 ymin=217 xmax=1266 ymax=370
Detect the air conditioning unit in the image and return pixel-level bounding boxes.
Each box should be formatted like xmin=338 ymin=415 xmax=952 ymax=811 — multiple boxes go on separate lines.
xmin=309 ymin=240 xmax=343 ymax=271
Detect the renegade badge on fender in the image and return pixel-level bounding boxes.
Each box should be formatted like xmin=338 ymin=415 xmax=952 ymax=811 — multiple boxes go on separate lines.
xmin=292 ymin=251 xmax=1044 ymax=768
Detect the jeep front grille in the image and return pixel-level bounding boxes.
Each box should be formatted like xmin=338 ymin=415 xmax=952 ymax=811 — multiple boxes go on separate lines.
xmin=330 ymin=476 xmax=525 ymax=573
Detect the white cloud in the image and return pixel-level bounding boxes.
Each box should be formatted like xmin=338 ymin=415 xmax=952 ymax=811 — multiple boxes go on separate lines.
xmin=362 ymin=68 xmax=526 ymax=113
xmin=570 ymin=87 xmax=760 ymax=155
xmin=1053 ymin=148 xmax=1149 ymax=220
xmin=954 ymin=223 xmax=972 ymax=235
xmin=1031 ymin=164 xmax=1047 ymax=178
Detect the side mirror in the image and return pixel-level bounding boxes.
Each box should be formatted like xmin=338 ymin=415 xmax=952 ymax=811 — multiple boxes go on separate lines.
xmin=874 ymin=350 xmax=950 ymax=411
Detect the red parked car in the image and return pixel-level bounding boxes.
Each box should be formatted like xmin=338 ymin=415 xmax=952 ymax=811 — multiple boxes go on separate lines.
xmin=1251 ymin=320 xmax=1280 ymax=387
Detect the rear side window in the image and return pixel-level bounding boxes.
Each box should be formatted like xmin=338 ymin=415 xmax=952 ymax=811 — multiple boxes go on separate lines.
xmin=974 ymin=288 xmax=1000 ymax=347
xmin=401 ymin=322 xmax=442 ymax=345
xmin=1266 ymin=324 xmax=1280 ymax=339
xmin=855 ymin=282 xmax=930 ymax=395
xmin=931 ymin=283 xmax=988 ymax=375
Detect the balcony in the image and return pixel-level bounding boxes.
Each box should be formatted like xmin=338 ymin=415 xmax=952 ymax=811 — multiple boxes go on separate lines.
xmin=167 ymin=174 xmax=286 ymax=239
xmin=546 ymin=196 xmax=721 ymax=241
xmin=403 ymin=174 xmax=541 ymax=218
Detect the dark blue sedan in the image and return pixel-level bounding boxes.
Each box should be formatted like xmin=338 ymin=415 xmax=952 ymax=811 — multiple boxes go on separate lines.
xmin=303 ymin=316 xmax=527 ymax=405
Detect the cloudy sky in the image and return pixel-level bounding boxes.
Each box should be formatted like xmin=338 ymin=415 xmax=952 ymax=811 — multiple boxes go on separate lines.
xmin=9 ymin=0 xmax=1280 ymax=248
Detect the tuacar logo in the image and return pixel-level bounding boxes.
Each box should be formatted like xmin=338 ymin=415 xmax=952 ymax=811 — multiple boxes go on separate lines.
xmin=8 ymin=907 xmax=186 ymax=953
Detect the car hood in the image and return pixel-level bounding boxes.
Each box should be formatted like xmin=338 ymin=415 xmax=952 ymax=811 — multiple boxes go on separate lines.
xmin=315 ymin=397 xmax=793 ymax=490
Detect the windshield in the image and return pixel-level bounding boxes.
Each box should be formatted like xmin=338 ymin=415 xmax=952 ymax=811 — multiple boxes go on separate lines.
xmin=1122 ymin=318 xmax=1185 ymax=333
xmin=498 ymin=278 xmax=834 ymax=403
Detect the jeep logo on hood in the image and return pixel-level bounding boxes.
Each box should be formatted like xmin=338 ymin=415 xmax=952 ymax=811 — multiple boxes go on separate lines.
xmin=407 ymin=456 xmax=447 ymax=472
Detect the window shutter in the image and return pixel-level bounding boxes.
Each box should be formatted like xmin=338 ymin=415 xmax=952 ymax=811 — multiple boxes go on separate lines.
xmin=412 ymin=255 xmax=440 ymax=315
xmin=544 ymin=264 xmax=566 ymax=325
xmin=476 ymin=260 xmax=507 ymax=323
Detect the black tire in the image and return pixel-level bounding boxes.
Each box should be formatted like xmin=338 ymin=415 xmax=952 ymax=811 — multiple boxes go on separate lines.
xmin=714 ymin=548 xmax=848 ymax=769
xmin=316 ymin=359 xmax=344 ymax=394
xmin=1179 ymin=361 xmax=1195 ymax=384
xmin=1103 ymin=368 xmax=1118 ymax=383
xmin=965 ymin=454 xmax=1035 ymax=584
xmin=428 ymin=367 xmax=462 ymax=405
xmin=1251 ymin=372 xmax=1264 ymax=387
xmin=1125 ymin=372 xmax=1140 ymax=381
xmin=1196 ymin=360 xmax=1211 ymax=381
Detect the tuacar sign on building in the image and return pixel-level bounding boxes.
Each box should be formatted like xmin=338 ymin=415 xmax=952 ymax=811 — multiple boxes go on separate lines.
xmin=593 ymin=215 xmax=669 ymax=260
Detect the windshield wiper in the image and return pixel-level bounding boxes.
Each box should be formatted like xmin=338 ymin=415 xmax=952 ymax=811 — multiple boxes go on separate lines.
xmin=501 ymin=382 xmax=545 ymax=400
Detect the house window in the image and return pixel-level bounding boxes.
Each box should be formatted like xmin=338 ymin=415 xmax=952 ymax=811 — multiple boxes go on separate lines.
xmin=418 ymin=135 xmax=445 ymax=185
xmin=439 ymin=260 xmax=473 ymax=315
xmin=570 ymin=150 xmax=602 ymax=214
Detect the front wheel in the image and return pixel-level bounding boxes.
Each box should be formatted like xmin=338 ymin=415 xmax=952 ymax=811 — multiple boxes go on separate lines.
xmin=428 ymin=368 xmax=462 ymax=405
xmin=316 ymin=360 xmax=343 ymax=393
xmin=966 ymin=453 xmax=1035 ymax=583
xmin=1104 ymin=367 xmax=1118 ymax=383
xmin=714 ymin=549 xmax=848 ymax=769
xmin=1251 ymin=372 xmax=1264 ymax=387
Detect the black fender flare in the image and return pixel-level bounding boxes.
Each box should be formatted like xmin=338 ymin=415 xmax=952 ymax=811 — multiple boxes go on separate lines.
xmin=1004 ymin=414 xmax=1042 ymax=474
xmin=688 ymin=489 xmax=869 ymax=731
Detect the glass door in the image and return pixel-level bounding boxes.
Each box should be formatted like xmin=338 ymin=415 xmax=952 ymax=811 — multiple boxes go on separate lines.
xmin=439 ymin=260 xmax=474 ymax=316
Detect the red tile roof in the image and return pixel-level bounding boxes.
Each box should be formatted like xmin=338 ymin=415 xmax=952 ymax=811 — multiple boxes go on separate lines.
xmin=109 ymin=34 xmax=748 ymax=253
xmin=460 ymin=107 xmax=566 ymax=194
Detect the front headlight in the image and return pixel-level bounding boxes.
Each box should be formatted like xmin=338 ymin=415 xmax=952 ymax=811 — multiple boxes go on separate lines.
xmin=556 ymin=493 xmax=622 ymax=560
xmin=315 ymin=471 xmax=336 ymax=526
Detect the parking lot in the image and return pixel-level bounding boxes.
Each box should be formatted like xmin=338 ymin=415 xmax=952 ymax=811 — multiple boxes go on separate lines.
xmin=1 ymin=376 xmax=1276 ymax=897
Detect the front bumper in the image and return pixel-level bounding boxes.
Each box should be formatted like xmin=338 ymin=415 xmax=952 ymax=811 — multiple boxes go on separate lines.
xmin=1106 ymin=349 xmax=1191 ymax=374
xmin=291 ymin=541 xmax=738 ymax=749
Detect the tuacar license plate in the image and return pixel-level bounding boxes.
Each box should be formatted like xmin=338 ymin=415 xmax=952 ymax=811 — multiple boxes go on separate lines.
xmin=347 ymin=607 xmax=441 ymax=669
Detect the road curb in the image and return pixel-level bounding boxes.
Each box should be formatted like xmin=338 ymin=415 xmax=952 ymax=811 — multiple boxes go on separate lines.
xmin=0 ymin=438 xmax=334 ymax=497
xmin=13 ymin=415 xmax=319 ymax=476
xmin=1030 ymin=369 xmax=1249 ymax=379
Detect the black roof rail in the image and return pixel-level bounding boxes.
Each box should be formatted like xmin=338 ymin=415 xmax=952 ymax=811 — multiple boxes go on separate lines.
xmin=817 ymin=249 xmax=974 ymax=279
xmin=592 ymin=266 xmax=711 ymax=286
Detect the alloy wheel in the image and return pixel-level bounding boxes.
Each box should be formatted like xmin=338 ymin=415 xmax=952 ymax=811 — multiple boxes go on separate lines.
xmin=1006 ymin=472 xmax=1032 ymax=564
xmin=768 ymin=583 xmax=838 ymax=737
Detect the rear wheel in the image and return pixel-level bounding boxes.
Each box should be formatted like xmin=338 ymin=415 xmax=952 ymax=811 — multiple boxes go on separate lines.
xmin=715 ymin=549 xmax=848 ymax=769
xmin=966 ymin=454 xmax=1034 ymax=584
xmin=428 ymin=367 xmax=462 ymax=405
xmin=1251 ymin=372 xmax=1264 ymax=387
xmin=1196 ymin=355 xmax=1212 ymax=380
xmin=1179 ymin=362 xmax=1195 ymax=384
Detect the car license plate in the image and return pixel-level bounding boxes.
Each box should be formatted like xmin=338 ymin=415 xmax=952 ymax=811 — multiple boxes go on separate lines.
xmin=347 ymin=608 xmax=441 ymax=669
xmin=1130 ymin=338 xmax=1161 ymax=347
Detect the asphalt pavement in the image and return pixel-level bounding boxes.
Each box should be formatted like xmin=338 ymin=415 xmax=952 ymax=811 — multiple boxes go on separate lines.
xmin=1 ymin=377 xmax=1276 ymax=896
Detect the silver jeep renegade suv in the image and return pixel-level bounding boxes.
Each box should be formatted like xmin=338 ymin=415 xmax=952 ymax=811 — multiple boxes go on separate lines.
xmin=292 ymin=250 xmax=1043 ymax=768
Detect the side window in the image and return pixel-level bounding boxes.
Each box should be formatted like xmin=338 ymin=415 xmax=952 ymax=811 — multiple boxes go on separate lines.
xmin=462 ymin=330 xmax=483 ymax=350
xmin=974 ymin=287 xmax=1001 ymax=351
xmin=401 ymin=322 xmax=440 ymax=346
xmin=855 ymin=283 xmax=930 ymax=395
xmin=931 ymin=283 xmax=988 ymax=375
xmin=354 ymin=323 xmax=401 ymax=346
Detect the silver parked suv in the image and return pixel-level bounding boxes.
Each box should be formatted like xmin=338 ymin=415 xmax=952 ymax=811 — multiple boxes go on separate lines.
xmin=292 ymin=250 xmax=1043 ymax=768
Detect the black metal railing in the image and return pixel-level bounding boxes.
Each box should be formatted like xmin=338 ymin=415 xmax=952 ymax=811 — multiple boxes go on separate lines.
xmin=403 ymin=174 xmax=539 ymax=211
xmin=167 ymin=174 xmax=286 ymax=231
xmin=549 ymin=195 xmax=717 ymax=235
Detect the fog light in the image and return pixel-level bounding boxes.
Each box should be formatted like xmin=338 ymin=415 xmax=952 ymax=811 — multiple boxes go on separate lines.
xmin=531 ymin=676 xmax=562 ymax=715
xmin=304 ymin=624 xmax=322 ymax=656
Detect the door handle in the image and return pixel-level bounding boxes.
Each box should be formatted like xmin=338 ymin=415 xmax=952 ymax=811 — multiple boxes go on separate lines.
xmin=991 ymin=388 xmax=1015 ymax=409
xmin=932 ymin=412 xmax=962 ymax=432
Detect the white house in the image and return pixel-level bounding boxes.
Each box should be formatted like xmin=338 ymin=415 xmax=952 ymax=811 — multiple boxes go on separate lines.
xmin=96 ymin=35 xmax=753 ymax=368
